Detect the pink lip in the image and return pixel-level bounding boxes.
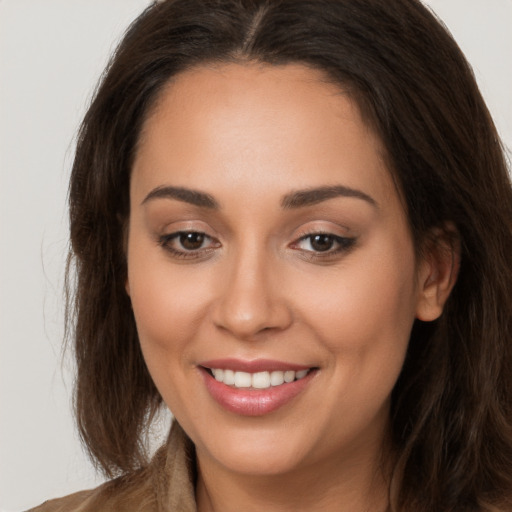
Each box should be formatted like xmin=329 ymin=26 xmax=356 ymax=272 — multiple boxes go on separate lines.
xmin=199 ymin=358 xmax=311 ymax=373
xmin=199 ymin=364 xmax=317 ymax=417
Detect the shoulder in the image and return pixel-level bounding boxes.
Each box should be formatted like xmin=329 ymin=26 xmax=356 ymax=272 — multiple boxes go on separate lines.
xmin=25 ymin=466 xmax=158 ymax=512
xmin=25 ymin=422 xmax=196 ymax=512
xmin=26 ymin=489 xmax=97 ymax=512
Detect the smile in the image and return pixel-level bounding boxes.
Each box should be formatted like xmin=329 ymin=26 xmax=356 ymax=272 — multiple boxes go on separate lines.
xmin=199 ymin=360 xmax=318 ymax=416
xmin=209 ymin=368 xmax=311 ymax=389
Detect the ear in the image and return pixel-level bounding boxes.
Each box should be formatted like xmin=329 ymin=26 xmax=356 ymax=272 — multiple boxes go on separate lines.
xmin=415 ymin=223 xmax=460 ymax=322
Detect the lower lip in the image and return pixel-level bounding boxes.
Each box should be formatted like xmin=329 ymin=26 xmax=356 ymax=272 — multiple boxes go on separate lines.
xmin=200 ymin=368 xmax=316 ymax=416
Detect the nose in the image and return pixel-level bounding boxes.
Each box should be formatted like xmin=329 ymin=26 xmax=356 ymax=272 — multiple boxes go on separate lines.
xmin=212 ymin=247 xmax=293 ymax=339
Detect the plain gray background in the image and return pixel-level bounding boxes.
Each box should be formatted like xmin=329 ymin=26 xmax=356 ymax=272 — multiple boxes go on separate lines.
xmin=1 ymin=1 xmax=511 ymax=510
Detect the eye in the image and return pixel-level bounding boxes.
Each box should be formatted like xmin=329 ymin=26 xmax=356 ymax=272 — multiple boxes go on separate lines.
xmin=177 ymin=232 xmax=207 ymax=250
xmin=158 ymin=231 xmax=220 ymax=259
xmin=292 ymin=232 xmax=355 ymax=255
xmin=302 ymin=234 xmax=336 ymax=252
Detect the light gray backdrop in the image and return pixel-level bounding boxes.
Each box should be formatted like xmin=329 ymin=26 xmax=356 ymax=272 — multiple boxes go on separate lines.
xmin=1 ymin=1 xmax=511 ymax=510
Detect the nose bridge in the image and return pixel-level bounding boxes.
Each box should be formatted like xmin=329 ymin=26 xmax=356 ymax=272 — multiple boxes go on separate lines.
xmin=213 ymin=237 xmax=291 ymax=338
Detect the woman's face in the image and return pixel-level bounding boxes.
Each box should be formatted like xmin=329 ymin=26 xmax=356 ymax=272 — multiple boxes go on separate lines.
xmin=127 ymin=63 xmax=433 ymax=477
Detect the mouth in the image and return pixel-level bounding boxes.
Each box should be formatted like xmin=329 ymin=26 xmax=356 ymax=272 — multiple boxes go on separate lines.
xmin=204 ymin=367 xmax=312 ymax=389
xmin=198 ymin=360 xmax=318 ymax=416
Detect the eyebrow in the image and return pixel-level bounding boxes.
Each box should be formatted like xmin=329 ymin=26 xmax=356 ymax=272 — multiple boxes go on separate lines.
xmin=281 ymin=185 xmax=378 ymax=209
xmin=141 ymin=184 xmax=377 ymax=210
xmin=142 ymin=185 xmax=219 ymax=209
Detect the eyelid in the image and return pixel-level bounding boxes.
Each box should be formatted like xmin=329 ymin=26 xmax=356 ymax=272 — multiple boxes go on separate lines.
xmin=292 ymin=232 xmax=355 ymax=249
xmin=158 ymin=230 xmax=221 ymax=260
xmin=289 ymin=227 xmax=357 ymax=259
xmin=155 ymin=222 xmax=356 ymax=261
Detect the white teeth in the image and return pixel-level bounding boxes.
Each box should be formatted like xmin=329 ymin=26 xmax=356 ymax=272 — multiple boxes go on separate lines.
xmin=296 ymin=369 xmax=308 ymax=379
xmin=223 ymin=369 xmax=235 ymax=385
xmin=234 ymin=371 xmax=252 ymax=388
xmin=209 ymin=368 xmax=311 ymax=389
xmin=252 ymin=371 xmax=271 ymax=389
xmin=212 ymin=369 xmax=224 ymax=382
xmin=284 ymin=370 xmax=295 ymax=383
xmin=270 ymin=370 xmax=285 ymax=386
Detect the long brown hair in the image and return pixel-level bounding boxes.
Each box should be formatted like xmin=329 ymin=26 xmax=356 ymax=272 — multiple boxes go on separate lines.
xmin=68 ymin=0 xmax=512 ymax=509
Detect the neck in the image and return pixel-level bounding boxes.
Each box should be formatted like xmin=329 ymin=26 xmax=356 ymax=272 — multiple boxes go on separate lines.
xmin=195 ymin=439 xmax=392 ymax=512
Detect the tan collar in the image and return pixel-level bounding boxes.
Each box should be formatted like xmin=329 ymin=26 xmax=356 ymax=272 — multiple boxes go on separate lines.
xmin=155 ymin=421 xmax=197 ymax=512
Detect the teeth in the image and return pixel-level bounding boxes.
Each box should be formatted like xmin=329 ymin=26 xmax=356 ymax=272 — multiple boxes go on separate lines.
xmin=234 ymin=371 xmax=252 ymax=388
xmin=252 ymin=371 xmax=270 ymax=389
xmin=284 ymin=370 xmax=295 ymax=383
xmin=223 ymin=369 xmax=235 ymax=385
xmin=270 ymin=370 xmax=284 ymax=386
xmin=209 ymin=368 xmax=311 ymax=389
xmin=296 ymin=369 xmax=308 ymax=379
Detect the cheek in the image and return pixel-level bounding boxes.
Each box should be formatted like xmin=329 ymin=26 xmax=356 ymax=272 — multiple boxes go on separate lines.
xmin=295 ymin=234 xmax=418 ymax=368
xmin=126 ymin=244 xmax=213 ymax=418
xmin=127 ymin=240 xmax=209 ymax=360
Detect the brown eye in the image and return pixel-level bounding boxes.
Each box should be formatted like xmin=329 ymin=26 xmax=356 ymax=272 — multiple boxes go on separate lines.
xmin=179 ymin=232 xmax=205 ymax=250
xmin=292 ymin=232 xmax=356 ymax=256
xmin=159 ymin=231 xmax=220 ymax=260
xmin=309 ymin=234 xmax=335 ymax=252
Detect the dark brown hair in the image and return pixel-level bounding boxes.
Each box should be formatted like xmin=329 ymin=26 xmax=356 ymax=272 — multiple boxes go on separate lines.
xmin=68 ymin=0 xmax=512 ymax=510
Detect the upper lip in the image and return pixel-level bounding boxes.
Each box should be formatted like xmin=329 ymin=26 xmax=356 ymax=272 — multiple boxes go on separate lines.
xmin=199 ymin=358 xmax=313 ymax=373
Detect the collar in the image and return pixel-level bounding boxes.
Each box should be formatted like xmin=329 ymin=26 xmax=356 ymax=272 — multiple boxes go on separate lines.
xmin=155 ymin=421 xmax=197 ymax=512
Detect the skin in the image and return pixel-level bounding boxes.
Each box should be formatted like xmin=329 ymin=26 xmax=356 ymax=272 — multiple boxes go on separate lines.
xmin=126 ymin=63 xmax=457 ymax=512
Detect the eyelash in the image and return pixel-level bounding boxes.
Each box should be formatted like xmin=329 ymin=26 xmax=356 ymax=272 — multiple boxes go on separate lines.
xmin=292 ymin=231 xmax=356 ymax=260
xmin=158 ymin=230 xmax=356 ymax=261
xmin=158 ymin=231 xmax=219 ymax=260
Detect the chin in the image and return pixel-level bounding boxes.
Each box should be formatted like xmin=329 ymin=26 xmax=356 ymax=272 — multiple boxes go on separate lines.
xmin=205 ymin=442 xmax=308 ymax=476
xmin=190 ymin=420 xmax=314 ymax=476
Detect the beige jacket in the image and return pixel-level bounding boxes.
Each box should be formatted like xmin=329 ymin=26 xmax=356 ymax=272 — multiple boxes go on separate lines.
xmin=27 ymin=423 xmax=197 ymax=512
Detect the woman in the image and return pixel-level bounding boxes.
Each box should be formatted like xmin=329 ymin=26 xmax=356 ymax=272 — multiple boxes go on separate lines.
xmin=30 ymin=0 xmax=512 ymax=510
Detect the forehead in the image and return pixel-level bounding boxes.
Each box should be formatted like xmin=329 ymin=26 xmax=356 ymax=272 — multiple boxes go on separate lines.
xmin=132 ymin=62 xmax=396 ymax=210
